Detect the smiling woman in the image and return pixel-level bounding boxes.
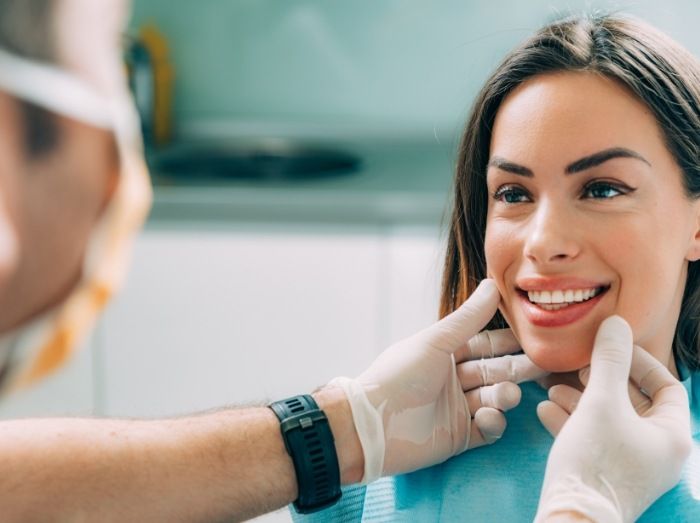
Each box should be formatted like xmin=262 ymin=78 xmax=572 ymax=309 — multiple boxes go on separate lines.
xmin=483 ymin=71 xmax=700 ymax=373
xmin=442 ymin=17 xmax=700 ymax=379
xmin=294 ymin=12 xmax=700 ymax=523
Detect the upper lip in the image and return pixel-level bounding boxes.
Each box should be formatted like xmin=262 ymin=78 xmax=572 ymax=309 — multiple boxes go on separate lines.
xmin=516 ymin=276 xmax=610 ymax=292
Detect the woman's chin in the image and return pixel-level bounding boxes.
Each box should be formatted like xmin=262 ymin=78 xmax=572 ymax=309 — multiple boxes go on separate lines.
xmin=522 ymin=339 xmax=592 ymax=373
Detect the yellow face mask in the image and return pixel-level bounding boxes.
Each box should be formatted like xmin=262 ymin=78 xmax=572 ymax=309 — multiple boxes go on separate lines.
xmin=0 ymin=46 xmax=152 ymax=395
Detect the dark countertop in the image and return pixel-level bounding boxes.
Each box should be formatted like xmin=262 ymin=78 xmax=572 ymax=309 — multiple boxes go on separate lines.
xmin=146 ymin=135 xmax=458 ymax=226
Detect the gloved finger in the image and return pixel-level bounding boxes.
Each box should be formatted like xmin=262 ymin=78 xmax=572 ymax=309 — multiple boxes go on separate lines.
xmin=548 ymin=384 xmax=582 ymax=415
xmin=586 ymin=315 xmax=633 ymax=397
xmin=421 ymin=279 xmax=500 ymax=355
xmin=629 ymin=345 xmax=678 ymax=399
xmin=577 ymin=366 xmax=590 ymax=385
xmin=458 ymin=353 xmax=549 ymax=390
xmin=628 ymin=346 xmax=690 ymax=421
xmin=536 ymin=400 xmax=569 ymax=437
xmin=579 ymin=365 xmax=652 ymax=415
xmin=454 ymin=328 xmax=521 ymax=363
xmin=465 ymin=381 xmax=522 ymax=414
xmin=468 ymin=407 xmax=507 ymax=448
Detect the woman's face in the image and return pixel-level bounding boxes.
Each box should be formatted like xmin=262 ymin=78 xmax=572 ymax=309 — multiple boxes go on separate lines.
xmin=484 ymin=71 xmax=700 ymax=373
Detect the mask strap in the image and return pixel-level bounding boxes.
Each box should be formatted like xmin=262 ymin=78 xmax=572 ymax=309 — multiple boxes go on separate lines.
xmin=0 ymin=47 xmax=112 ymax=129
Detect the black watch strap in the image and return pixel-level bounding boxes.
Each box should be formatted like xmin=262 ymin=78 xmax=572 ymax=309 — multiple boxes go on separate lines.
xmin=269 ymin=395 xmax=342 ymax=514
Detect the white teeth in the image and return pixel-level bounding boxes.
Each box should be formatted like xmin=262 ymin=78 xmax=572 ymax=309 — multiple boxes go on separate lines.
xmin=539 ymin=303 xmax=570 ymax=311
xmin=526 ymin=286 xmax=603 ymax=306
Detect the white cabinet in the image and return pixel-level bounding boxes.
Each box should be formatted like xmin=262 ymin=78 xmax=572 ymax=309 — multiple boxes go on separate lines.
xmin=97 ymin=224 xmax=389 ymax=417
xmin=96 ymin=223 xmax=443 ymax=418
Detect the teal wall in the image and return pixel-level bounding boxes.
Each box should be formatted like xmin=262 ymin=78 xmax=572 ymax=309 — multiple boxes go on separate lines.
xmin=129 ymin=0 xmax=700 ymax=140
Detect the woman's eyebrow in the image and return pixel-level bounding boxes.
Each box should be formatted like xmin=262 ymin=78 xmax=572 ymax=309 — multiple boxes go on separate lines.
xmin=487 ymin=157 xmax=534 ymax=177
xmin=565 ymin=147 xmax=651 ymax=173
xmin=487 ymin=147 xmax=651 ymax=177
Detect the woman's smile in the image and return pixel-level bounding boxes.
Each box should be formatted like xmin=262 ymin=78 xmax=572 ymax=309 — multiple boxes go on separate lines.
xmin=514 ymin=278 xmax=611 ymax=327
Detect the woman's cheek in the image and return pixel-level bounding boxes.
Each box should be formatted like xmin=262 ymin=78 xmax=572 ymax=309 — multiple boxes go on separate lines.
xmin=484 ymin=223 xmax=507 ymax=283
xmin=484 ymin=222 xmax=515 ymax=309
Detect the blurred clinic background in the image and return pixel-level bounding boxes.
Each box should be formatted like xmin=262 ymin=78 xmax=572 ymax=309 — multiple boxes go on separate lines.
xmin=1 ymin=1 xmax=698 ymax=518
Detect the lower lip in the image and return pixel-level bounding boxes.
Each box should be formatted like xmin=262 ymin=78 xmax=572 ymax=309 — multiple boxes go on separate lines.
xmin=517 ymin=289 xmax=607 ymax=327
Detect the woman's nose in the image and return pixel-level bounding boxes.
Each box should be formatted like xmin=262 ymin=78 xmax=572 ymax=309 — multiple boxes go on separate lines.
xmin=522 ymin=200 xmax=581 ymax=265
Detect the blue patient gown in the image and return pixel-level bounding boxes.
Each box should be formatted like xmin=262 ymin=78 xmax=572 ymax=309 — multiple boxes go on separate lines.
xmin=293 ymin=375 xmax=700 ymax=522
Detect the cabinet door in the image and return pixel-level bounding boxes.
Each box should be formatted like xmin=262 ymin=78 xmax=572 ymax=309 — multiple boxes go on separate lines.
xmin=97 ymin=225 xmax=384 ymax=417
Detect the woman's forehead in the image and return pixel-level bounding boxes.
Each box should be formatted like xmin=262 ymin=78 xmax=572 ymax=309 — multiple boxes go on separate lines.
xmin=489 ymin=72 xmax=672 ymax=175
xmin=489 ymin=71 xmax=667 ymax=169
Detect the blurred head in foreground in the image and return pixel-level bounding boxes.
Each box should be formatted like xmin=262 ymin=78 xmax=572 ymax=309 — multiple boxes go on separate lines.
xmin=0 ymin=0 xmax=150 ymax=392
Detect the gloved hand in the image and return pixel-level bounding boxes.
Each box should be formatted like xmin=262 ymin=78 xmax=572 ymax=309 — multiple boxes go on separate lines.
xmin=535 ymin=316 xmax=692 ymax=523
xmin=330 ymin=279 xmax=546 ymax=484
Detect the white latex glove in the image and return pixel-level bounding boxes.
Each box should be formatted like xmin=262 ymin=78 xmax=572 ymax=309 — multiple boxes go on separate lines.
xmin=330 ymin=279 xmax=546 ymax=483
xmin=535 ymin=316 xmax=692 ymax=523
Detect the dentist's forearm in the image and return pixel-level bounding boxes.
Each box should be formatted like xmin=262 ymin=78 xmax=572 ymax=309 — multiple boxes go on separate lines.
xmin=0 ymin=387 xmax=363 ymax=522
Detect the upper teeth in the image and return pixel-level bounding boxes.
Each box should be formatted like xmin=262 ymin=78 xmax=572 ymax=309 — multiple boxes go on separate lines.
xmin=527 ymin=288 xmax=601 ymax=304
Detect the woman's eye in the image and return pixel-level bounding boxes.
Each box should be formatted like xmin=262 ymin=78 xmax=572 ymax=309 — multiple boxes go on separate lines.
xmin=492 ymin=186 xmax=530 ymax=204
xmin=582 ymin=182 xmax=626 ymax=199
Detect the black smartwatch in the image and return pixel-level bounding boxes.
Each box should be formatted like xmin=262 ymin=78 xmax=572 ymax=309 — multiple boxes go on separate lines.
xmin=269 ymin=395 xmax=342 ymax=513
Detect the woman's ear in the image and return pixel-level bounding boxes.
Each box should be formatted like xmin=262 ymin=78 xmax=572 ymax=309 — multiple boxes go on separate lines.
xmin=686 ymin=201 xmax=700 ymax=262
